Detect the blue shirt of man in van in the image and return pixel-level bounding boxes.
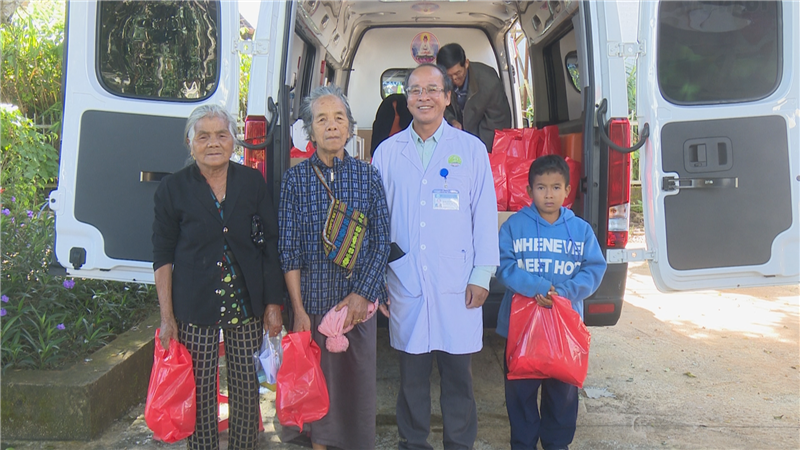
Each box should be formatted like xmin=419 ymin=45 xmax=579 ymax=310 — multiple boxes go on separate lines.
xmin=454 ymin=69 xmax=469 ymax=111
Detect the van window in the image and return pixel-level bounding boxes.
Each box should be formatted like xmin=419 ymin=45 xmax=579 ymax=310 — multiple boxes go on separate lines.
xmin=97 ymin=0 xmax=220 ymax=101
xmin=381 ymin=69 xmax=411 ymax=98
xmin=657 ymin=1 xmax=780 ymax=105
xmin=565 ymin=51 xmax=580 ymax=93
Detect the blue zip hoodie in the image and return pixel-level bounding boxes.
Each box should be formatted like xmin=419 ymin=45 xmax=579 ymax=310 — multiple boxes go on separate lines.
xmin=495 ymin=205 xmax=607 ymax=338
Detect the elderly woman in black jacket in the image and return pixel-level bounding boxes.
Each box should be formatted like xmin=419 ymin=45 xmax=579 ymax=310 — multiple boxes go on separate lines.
xmin=152 ymin=104 xmax=284 ymax=450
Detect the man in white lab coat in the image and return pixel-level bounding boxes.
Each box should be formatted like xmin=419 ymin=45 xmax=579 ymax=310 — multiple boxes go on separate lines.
xmin=372 ymin=64 xmax=500 ymax=450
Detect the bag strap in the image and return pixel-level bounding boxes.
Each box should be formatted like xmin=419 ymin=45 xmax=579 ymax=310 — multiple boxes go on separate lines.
xmin=311 ymin=164 xmax=335 ymax=201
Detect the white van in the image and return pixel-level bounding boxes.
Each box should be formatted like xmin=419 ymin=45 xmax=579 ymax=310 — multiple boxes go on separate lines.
xmin=51 ymin=0 xmax=799 ymax=327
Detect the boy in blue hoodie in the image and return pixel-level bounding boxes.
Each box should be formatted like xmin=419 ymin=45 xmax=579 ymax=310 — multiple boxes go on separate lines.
xmin=496 ymin=155 xmax=607 ymax=450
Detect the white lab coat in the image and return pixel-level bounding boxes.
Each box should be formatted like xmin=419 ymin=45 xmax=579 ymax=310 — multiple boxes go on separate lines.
xmin=372 ymin=123 xmax=499 ymax=354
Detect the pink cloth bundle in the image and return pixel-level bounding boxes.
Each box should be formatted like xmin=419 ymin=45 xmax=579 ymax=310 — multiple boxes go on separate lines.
xmin=318 ymin=300 xmax=379 ymax=352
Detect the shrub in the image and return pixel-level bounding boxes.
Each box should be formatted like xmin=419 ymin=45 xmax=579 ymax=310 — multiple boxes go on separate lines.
xmin=1 ymin=201 xmax=157 ymax=371
xmin=0 ymin=0 xmax=64 ymax=127
xmin=1 ymin=105 xmax=60 ymax=209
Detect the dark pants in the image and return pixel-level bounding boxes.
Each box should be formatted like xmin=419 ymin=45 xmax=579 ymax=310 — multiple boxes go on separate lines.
xmin=505 ymin=377 xmax=578 ymax=450
xmin=179 ymin=320 xmax=263 ymax=450
xmin=396 ymin=351 xmax=477 ymax=450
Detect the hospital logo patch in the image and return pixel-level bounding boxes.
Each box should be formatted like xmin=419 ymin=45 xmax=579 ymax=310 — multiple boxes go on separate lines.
xmin=448 ymin=155 xmax=462 ymax=167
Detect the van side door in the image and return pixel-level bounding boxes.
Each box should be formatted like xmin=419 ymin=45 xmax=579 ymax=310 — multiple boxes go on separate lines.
xmin=52 ymin=0 xmax=239 ymax=282
xmin=637 ymin=1 xmax=799 ymax=291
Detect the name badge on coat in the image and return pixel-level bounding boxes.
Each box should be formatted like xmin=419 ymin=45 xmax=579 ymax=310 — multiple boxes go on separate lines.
xmin=433 ymin=189 xmax=460 ymax=210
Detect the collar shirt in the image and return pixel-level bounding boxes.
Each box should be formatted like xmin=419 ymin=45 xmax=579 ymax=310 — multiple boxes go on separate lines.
xmin=279 ymin=151 xmax=391 ymax=315
xmin=409 ymin=120 xmax=446 ymax=170
xmin=454 ymin=69 xmax=470 ymax=112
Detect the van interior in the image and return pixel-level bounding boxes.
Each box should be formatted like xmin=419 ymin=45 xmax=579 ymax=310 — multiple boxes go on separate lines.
xmin=265 ymin=0 xmax=589 ymax=154
xmin=242 ymin=0 xmax=633 ymax=326
xmin=246 ymin=1 xmax=619 ymax=227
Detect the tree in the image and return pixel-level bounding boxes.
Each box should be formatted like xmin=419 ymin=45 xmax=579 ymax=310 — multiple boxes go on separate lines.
xmin=0 ymin=0 xmax=28 ymax=24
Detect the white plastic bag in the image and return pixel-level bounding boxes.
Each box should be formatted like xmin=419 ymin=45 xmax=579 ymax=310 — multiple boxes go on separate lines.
xmin=255 ymin=327 xmax=285 ymax=391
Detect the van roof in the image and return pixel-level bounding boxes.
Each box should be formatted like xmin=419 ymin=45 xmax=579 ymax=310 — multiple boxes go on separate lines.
xmin=243 ymin=0 xmax=518 ymax=30
xmin=246 ymin=0 xmax=546 ymax=66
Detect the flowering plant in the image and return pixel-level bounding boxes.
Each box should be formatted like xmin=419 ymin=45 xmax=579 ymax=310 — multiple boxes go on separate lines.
xmin=1 ymin=199 xmax=156 ymax=371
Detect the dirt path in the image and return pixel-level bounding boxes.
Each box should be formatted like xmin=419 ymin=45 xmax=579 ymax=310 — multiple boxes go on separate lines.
xmin=575 ymin=260 xmax=800 ymax=449
xmin=3 ymin=259 xmax=797 ymax=449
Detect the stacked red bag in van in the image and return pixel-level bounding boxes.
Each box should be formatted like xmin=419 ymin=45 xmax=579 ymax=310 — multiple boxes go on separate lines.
xmin=490 ymin=126 xmax=581 ymax=211
xmin=290 ymin=141 xmax=316 ymax=159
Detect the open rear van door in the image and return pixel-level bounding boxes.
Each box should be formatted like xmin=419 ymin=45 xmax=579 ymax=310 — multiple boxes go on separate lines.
xmin=242 ymin=1 xmax=295 ymax=196
xmin=636 ymin=1 xmax=799 ymax=291
xmin=51 ymin=0 xmax=239 ymax=282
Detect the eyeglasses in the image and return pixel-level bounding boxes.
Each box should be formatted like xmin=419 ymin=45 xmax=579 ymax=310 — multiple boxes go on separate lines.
xmin=406 ymin=85 xmax=445 ymax=98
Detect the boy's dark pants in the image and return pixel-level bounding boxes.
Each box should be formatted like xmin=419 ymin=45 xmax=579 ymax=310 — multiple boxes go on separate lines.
xmin=504 ymin=345 xmax=578 ymax=450
xmin=505 ymin=377 xmax=578 ymax=449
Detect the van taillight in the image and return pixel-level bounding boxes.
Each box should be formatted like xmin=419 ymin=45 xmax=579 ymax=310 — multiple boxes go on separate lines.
xmin=587 ymin=303 xmax=616 ymax=315
xmin=607 ymin=118 xmax=631 ymax=249
xmin=244 ymin=116 xmax=267 ymax=179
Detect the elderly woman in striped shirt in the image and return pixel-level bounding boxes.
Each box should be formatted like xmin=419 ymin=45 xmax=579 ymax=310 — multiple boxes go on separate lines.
xmin=278 ymin=85 xmax=390 ymax=450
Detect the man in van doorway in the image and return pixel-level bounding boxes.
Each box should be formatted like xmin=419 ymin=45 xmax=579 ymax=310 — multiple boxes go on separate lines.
xmin=372 ymin=63 xmax=500 ymax=450
xmin=437 ymin=43 xmax=511 ymax=153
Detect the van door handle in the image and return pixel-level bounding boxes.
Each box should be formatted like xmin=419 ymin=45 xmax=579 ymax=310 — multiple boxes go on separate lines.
xmin=683 ymin=137 xmax=732 ymax=172
xmin=240 ymin=97 xmax=279 ymax=150
xmin=662 ymin=176 xmax=738 ymax=192
xmin=596 ymin=98 xmax=649 ymax=154
xmin=140 ymin=171 xmax=171 ymax=182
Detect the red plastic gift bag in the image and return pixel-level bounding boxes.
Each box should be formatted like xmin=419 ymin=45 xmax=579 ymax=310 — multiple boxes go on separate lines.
xmin=506 ymin=294 xmax=591 ymax=387
xmin=491 ymin=128 xmax=517 ymax=155
xmin=563 ymin=157 xmax=582 ymax=209
xmin=290 ymin=141 xmax=316 ymax=159
xmin=525 ymin=125 xmax=562 ymax=159
xmin=522 ymin=128 xmax=540 ymax=159
xmin=506 ymin=156 xmax=533 ymax=211
xmin=488 ymin=152 xmax=509 ymax=211
xmin=276 ymin=331 xmax=330 ymax=430
xmin=538 ymin=125 xmax=562 ymax=157
xmin=492 ymin=129 xmax=531 ymax=159
xmin=145 ymin=329 xmax=196 ymax=443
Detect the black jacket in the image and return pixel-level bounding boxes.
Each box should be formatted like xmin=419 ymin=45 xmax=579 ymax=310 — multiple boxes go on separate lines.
xmin=371 ymin=93 xmax=413 ymax=154
xmin=153 ymin=162 xmax=284 ymax=325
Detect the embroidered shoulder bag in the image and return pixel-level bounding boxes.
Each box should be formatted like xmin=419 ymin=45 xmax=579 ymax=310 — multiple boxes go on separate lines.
xmin=312 ymin=164 xmax=368 ymax=271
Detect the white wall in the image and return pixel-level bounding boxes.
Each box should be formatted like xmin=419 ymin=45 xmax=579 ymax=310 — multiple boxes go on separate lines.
xmin=347 ymin=27 xmax=497 ymax=129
